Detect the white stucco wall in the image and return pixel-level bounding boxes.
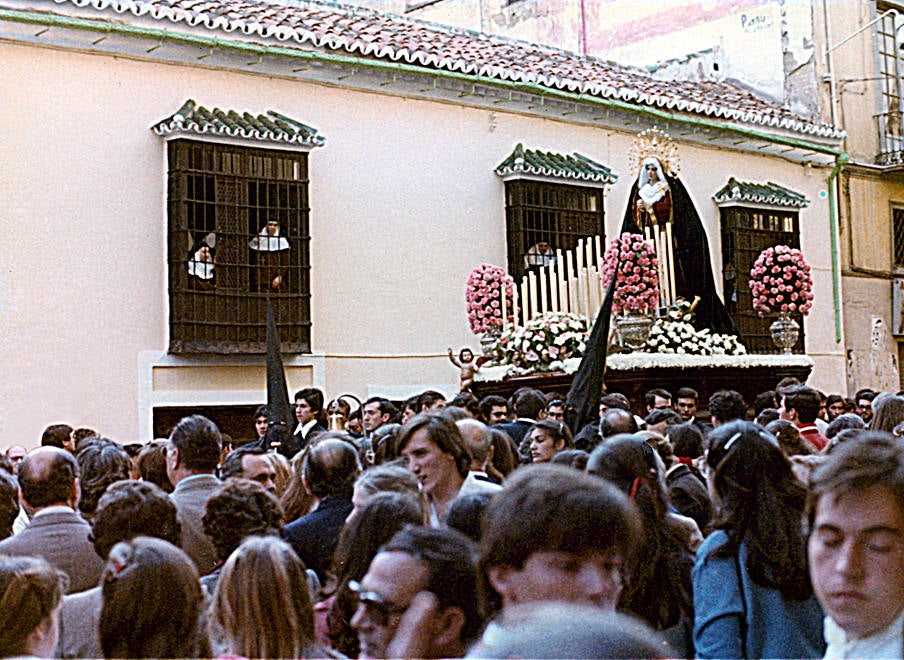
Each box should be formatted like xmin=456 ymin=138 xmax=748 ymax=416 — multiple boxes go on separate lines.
xmin=0 ymin=37 xmax=845 ymax=448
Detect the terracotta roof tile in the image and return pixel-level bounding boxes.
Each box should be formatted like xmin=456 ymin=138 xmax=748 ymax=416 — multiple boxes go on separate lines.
xmin=50 ymin=0 xmax=841 ymax=139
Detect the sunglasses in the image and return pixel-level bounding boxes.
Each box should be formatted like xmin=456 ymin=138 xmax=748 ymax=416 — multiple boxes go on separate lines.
xmin=348 ymin=579 xmax=408 ymax=626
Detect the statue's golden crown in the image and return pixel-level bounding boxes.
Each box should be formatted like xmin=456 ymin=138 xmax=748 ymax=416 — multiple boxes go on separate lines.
xmin=628 ymin=127 xmax=681 ymax=179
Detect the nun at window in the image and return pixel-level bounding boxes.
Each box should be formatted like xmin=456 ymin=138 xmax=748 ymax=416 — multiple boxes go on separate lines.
xmin=187 ymin=245 xmax=215 ymax=290
xmin=249 ymin=220 xmax=290 ymax=290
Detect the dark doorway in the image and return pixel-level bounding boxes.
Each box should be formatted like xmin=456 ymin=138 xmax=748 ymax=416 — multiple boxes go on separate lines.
xmin=153 ymin=404 xmax=263 ymax=445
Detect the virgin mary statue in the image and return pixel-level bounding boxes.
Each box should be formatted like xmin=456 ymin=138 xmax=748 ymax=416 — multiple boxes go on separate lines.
xmin=620 ymin=128 xmax=737 ymax=336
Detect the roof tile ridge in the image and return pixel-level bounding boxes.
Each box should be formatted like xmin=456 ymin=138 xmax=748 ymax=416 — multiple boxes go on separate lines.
xmin=50 ymin=0 xmax=844 ymax=139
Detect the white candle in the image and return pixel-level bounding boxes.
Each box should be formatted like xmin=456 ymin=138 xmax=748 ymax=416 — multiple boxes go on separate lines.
xmin=577 ymin=270 xmax=586 ymax=318
xmin=529 ymin=271 xmax=539 ymax=321
xmin=512 ymin=286 xmax=519 ymax=330
xmin=566 ymin=250 xmax=575 ymax=314
xmin=500 ymin=280 xmax=507 ymax=332
xmin=540 ymin=267 xmax=548 ymax=315
xmin=589 ymin=268 xmax=600 ymax=313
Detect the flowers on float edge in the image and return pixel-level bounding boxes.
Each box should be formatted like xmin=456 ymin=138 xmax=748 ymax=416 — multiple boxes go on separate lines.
xmin=475 ymin=353 xmax=811 ymax=382
xmin=644 ymin=320 xmax=746 ymax=356
xmin=486 ymin=312 xmax=590 ymax=372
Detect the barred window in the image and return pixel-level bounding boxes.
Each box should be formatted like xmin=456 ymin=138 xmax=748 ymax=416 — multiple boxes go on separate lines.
xmin=504 ymin=181 xmax=605 ymax=281
xmin=720 ymin=207 xmax=803 ymax=354
xmin=167 ymin=139 xmax=311 ymax=354
xmin=876 ymin=5 xmax=904 ymax=164
xmin=899 ymin=341 xmax=904 ymax=391
xmin=894 ymin=207 xmax=904 ymax=269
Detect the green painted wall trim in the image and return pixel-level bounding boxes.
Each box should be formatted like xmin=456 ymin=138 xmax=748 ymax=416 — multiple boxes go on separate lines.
xmin=827 ymin=152 xmax=849 ymax=343
xmin=1 ymin=7 xmax=844 ymax=158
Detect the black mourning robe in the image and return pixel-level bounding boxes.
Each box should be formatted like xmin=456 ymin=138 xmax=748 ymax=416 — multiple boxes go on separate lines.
xmin=621 ymin=174 xmax=738 ymax=337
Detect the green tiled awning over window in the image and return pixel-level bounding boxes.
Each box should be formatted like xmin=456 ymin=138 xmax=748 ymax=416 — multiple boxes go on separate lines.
xmin=495 ymin=143 xmax=617 ymax=185
xmin=713 ymin=177 xmax=809 ymax=208
xmin=152 ymin=100 xmax=325 ymax=148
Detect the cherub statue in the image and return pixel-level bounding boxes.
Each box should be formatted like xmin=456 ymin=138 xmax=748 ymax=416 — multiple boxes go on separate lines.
xmin=666 ymin=296 xmax=700 ymax=322
xmin=448 ymin=347 xmax=483 ymax=392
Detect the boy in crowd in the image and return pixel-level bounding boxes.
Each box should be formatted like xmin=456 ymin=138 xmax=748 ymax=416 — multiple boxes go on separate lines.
xmin=808 ymin=433 xmax=904 ymax=657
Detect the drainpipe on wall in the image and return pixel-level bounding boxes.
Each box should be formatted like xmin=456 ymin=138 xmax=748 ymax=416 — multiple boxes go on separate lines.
xmin=827 ymin=152 xmax=849 ymax=344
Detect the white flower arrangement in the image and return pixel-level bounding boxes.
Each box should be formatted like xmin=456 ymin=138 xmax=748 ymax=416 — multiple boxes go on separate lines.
xmin=474 ymin=352 xmax=813 ymax=382
xmin=644 ymin=319 xmax=747 ymax=356
xmin=489 ymin=312 xmax=590 ymax=372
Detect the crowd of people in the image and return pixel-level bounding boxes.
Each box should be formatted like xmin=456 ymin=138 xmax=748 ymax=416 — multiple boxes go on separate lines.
xmin=0 ymin=380 xmax=903 ymax=659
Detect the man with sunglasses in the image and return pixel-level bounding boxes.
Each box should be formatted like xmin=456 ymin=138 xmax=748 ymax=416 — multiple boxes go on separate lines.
xmin=350 ymin=526 xmax=480 ymax=659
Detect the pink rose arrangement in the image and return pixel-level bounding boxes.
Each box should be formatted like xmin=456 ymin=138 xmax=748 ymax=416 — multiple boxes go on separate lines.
xmin=749 ymin=245 xmax=814 ymax=317
xmin=600 ymin=233 xmax=660 ymax=314
xmin=466 ymin=263 xmax=515 ymax=334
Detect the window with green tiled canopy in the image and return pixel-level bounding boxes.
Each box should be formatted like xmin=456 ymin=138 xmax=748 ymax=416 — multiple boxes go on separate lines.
xmin=496 ymin=144 xmax=615 ymax=282
xmin=154 ymin=101 xmax=324 ymax=354
xmin=714 ymin=178 xmax=809 ymax=354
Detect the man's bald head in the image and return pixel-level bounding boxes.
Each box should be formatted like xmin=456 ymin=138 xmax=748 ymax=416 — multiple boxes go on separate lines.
xmin=599 ymin=408 xmax=638 ymax=439
xmin=18 ymin=446 xmax=80 ymax=509
xmin=302 ymin=436 xmax=360 ymax=499
xmin=456 ymin=418 xmax=490 ymax=470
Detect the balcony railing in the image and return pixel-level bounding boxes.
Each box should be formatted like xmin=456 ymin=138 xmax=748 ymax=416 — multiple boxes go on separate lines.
xmin=877 ymin=110 xmax=904 ymax=165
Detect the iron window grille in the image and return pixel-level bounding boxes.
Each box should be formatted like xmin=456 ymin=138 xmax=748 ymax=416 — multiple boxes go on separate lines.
xmin=504 ymin=180 xmax=605 ymax=282
xmin=167 ymin=139 xmax=311 ymax=354
xmin=894 ymin=207 xmax=904 ymax=269
xmin=899 ymin=341 xmax=904 ymax=391
xmin=720 ymin=207 xmax=804 ymax=354
xmin=876 ymin=6 xmax=904 ymax=165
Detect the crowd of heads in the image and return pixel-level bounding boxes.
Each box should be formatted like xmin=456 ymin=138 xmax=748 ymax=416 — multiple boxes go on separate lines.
xmin=2 ymin=378 xmax=904 ymax=658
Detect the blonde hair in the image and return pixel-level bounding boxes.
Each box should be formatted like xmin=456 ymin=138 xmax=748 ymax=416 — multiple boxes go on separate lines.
xmin=212 ymin=536 xmax=322 ymax=659
xmin=280 ymin=451 xmax=317 ymax=522
xmin=265 ymin=451 xmax=292 ymax=496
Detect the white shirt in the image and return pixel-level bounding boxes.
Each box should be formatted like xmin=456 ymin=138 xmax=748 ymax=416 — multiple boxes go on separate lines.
xmin=824 ymin=608 xmax=904 ymax=659
xmin=293 ymin=418 xmax=317 ymax=438
xmin=459 ymin=471 xmax=502 ymax=497
xmin=32 ymin=504 xmax=75 ymax=518
xmin=11 ymin=506 xmax=29 ymax=535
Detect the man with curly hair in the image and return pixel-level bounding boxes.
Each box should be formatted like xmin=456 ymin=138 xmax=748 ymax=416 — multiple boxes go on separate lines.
xmin=708 ymin=390 xmax=747 ymax=427
xmin=74 ymin=439 xmax=131 ymax=522
xmin=58 ymin=480 xmax=182 ymax=659
xmin=201 ymin=479 xmax=287 ymax=595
